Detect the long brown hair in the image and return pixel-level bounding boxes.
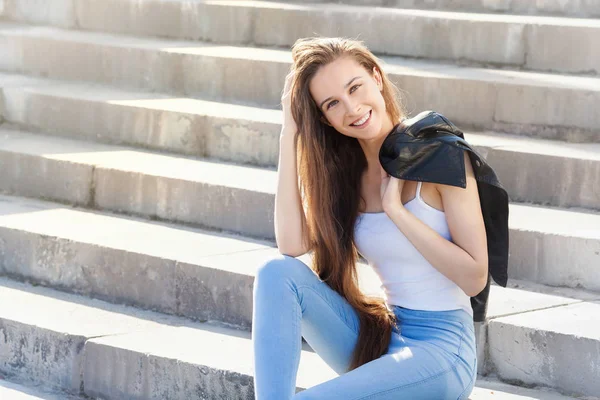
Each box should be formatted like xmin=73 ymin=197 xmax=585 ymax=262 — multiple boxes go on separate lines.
xmin=289 ymin=37 xmax=406 ymax=370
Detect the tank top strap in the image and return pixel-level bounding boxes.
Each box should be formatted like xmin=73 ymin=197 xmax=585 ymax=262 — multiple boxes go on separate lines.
xmin=414 ymin=181 xmax=445 ymax=215
xmin=416 ymin=181 xmax=424 ymax=202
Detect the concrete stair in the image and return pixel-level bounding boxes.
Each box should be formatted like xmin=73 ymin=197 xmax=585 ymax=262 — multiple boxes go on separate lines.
xmin=3 ymin=0 xmax=600 ymax=24
xmin=275 ymin=0 xmax=600 ymax=18
xmin=0 ymin=24 xmax=599 ymax=142
xmin=0 ymin=380 xmax=82 ymax=400
xmin=0 ymin=194 xmax=597 ymax=398
xmin=1 ymin=1 xmax=600 ymax=76
xmin=0 ymin=127 xmax=598 ymax=295
xmin=0 ymin=268 xmax=592 ymax=399
xmin=0 ymin=0 xmax=598 ymax=398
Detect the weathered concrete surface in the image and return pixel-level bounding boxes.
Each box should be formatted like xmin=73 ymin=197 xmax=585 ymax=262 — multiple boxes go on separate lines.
xmin=0 ymin=130 xmax=94 ymax=205
xmin=0 ymin=379 xmax=82 ymax=399
xmin=0 ymin=319 xmax=85 ymax=394
xmin=0 ymin=194 xmax=599 ymax=356
xmin=69 ymin=1 xmax=600 ymax=75
xmin=526 ymin=21 xmax=600 ymax=74
xmin=0 ymin=23 xmax=290 ymax=109
xmin=469 ymin=132 xmax=600 ymax=211
xmin=486 ymin=280 xmax=600 ymax=320
xmin=83 ymin=326 xmax=261 ymax=400
xmin=475 ymin=321 xmax=487 ymax=375
xmin=91 ymin=153 xmax=276 ymax=239
xmin=476 ymin=281 xmax=600 ymax=377
xmin=0 ymin=191 xmax=377 ymax=327
xmin=0 ymin=278 xmax=339 ymax=399
xmin=1 ymin=75 xmax=600 ymax=208
xmin=507 ymin=205 xmax=600 ymax=292
xmin=470 ymin=376 xmax=588 ymax=399
xmin=0 ymin=194 xmax=269 ymax=327
xmin=488 ymin=301 xmax=600 ymax=398
xmin=0 ymin=278 xmax=181 ymax=396
xmin=0 ymin=131 xmax=599 ymax=291
xmin=485 ymin=0 xmax=600 ymax=18
xmin=0 ymin=269 xmax=591 ymax=399
xmin=4 ymin=0 xmax=600 ymax=25
xmin=81 ymin=292 xmax=593 ymax=400
xmin=4 ymin=1 xmax=599 ymax=74
xmin=279 ymin=0 xmax=600 ymax=18
xmin=252 ymin=5 xmax=529 ymax=66
xmin=0 ymin=0 xmax=76 ymax=28
xmin=388 ymin=62 xmax=600 ymax=142
xmin=0 ymin=129 xmax=277 ymax=238
xmin=1 ymin=28 xmax=598 ymax=141
xmin=0 ymin=69 xmax=281 ymax=166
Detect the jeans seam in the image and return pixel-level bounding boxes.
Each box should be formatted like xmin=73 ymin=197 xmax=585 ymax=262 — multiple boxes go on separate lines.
xmin=458 ymin=322 xmax=465 ymax=359
xmin=295 ymin=284 xmax=359 ymax=336
xmin=454 ymin=325 xmax=474 ymax=400
xmin=455 ymin=369 xmax=475 ymax=400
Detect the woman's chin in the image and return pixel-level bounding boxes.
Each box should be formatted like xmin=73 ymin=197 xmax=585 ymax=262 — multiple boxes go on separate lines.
xmin=361 ymin=120 xmax=383 ymax=139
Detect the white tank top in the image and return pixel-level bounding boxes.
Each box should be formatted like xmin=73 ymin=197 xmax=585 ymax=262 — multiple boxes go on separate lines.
xmin=354 ymin=181 xmax=473 ymax=317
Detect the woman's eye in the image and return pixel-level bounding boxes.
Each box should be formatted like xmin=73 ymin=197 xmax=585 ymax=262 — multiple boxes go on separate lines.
xmin=325 ymin=85 xmax=360 ymax=110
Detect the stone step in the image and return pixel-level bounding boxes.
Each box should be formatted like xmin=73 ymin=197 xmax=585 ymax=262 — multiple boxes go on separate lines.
xmin=0 ymin=380 xmax=82 ymax=400
xmin=0 ymin=0 xmax=75 ymax=29
xmin=0 ymin=31 xmax=599 ymax=142
xmin=0 ymin=193 xmax=273 ymax=328
xmin=2 ymin=0 xmax=599 ymax=27
xmin=0 ymin=71 xmax=283 ymax=167
xmin=1 ymin=75 xmax=599 ymax=209
xmin=0 ymin=125 xmax=598 ymax=272
xmin=488 ymin=301 xmax=600 ymax=398
xmin=0 ymin=370 xmax=585 ymax=400
xmin=0 ymin=193 xmax=598 ymax=330
xmin=1 ymin=2 xmax=599 ymax=75
xmin=0 ymin=127 xmax=277 ymax=238
xmin=470 ymin=378 xmax=590 ymax=399
xmin=0 ymin=277 xmax=594 ymax=398
xmin=0 ymin=131 xmax=598 ymax=292
xmin=275 ymin=0 xmax=600 ymax=19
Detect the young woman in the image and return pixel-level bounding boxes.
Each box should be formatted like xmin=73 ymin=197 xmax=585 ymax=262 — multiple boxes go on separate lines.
xmin=252 ymin=37 xmax=487 ymax=399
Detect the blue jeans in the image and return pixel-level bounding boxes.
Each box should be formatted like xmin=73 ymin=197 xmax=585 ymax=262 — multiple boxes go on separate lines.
xmin=252 ymin=255 xmax=477 ymax=400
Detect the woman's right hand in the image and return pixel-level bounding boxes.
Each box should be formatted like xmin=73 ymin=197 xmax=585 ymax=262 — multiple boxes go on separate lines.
xmin=281 ymin=70 xmax=298 ymax=134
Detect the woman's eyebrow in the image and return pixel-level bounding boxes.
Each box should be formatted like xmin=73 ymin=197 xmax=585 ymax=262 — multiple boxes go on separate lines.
xmin=319 ymin=76 xmax=362 ymax=109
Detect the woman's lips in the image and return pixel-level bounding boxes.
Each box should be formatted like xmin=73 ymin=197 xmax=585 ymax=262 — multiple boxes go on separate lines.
xmin=351 ymin=110 xmax=372 ymax=129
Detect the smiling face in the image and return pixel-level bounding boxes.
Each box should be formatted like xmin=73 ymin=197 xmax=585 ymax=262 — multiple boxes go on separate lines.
xmin=309 ymin=56 xmax=393 ymax=139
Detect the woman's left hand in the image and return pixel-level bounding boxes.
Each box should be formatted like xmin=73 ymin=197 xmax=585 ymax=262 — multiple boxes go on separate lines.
xmin=380 ymin=166 xmax=406 ymax=215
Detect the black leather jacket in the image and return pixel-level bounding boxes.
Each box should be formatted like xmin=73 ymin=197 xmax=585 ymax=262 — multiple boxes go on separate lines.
xmin=379 ymin=110 xmax=509 ymax=322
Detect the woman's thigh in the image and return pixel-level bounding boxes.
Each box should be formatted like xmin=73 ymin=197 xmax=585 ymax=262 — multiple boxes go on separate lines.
xmin=254 ymin=255 xmax=361 ymax=374
xmin=294 ymin=333 xmax=474 ymax=400
xmin=294 ymin=306 xmax=477 ymax=400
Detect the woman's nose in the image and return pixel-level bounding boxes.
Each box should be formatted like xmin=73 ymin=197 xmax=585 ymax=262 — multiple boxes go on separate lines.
xmin=343 ymin=97 xmax=361 ymax=115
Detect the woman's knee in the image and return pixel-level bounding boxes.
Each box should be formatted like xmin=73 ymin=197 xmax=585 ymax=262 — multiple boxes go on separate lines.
xmin=255 ymin=254 xmax=317 ymax=285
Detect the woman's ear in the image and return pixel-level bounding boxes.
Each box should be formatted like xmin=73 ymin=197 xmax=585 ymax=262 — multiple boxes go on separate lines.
xmin=372 ymin=67 xmax=383 ymax=91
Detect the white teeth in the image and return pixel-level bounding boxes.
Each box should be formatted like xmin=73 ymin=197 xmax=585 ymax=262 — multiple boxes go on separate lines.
xmin=352 ymin=111 xmax=371 ymax=126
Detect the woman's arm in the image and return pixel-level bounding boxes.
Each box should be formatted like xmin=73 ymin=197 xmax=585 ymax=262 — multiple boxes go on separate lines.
xmin=274 ymin=71 xmax=311 ymax=257
xmin=274 ymin=130 xmax=311 ymax=257
xmin=383 ymin=150 xmax=488 ymax=297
